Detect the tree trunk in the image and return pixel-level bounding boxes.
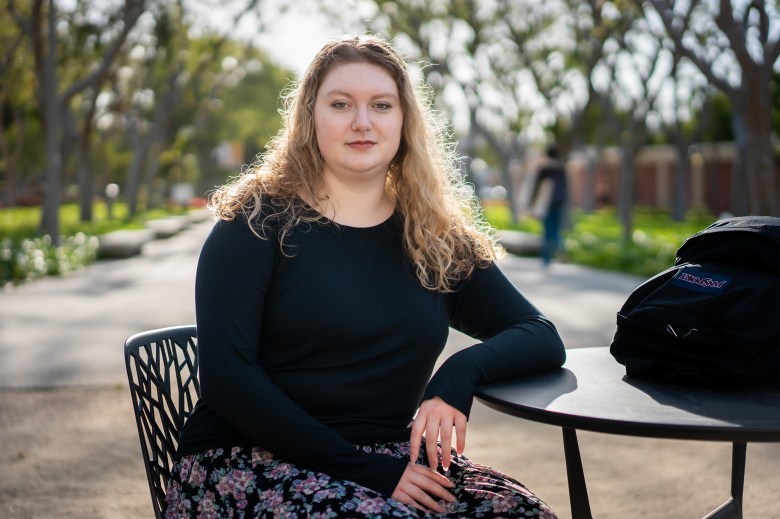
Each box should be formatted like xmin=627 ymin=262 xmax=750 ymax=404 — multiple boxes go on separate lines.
xmin=672 ymin=143 xmax=690 ymax=221
xmin=739 ymin=73 xmax=778 ymax=215
xmin=646 ymin=0 xmax=780 ymax=217
xmin=140 ymin=77 xmax=183 ymax=210
xmin=126 ymin=67 xmax=185 ymax=215
xmin=471 ymin=117 xmax=522 ymax=223
xmin=25 ymin=0 xmax=144 ymax=239
xmin=0 ymin=104 xmax=27 ymax=206
xmin=730 ymin=110 xmax=749 ymax=215
xmin=498 ymin=155 xmax=519 ymax=224
xmin=581 ymin=148 xmax=597 ymax=213
xmin=76 ymin=147 xmax=95 ymax=222
xmin=77 ymin=88 xmax=100 ymax=222
xmin=38 ymin=0 xmax=61 ymax=244
xmin=618 ymin=145 xmax=635 ymax=244
xmin=124 ymin=116 xmax=149 ymax=216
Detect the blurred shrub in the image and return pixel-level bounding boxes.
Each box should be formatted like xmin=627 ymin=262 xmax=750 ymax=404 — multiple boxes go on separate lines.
xmin=0 ymin=233 xmax=100 ymax=286
xmin=483 ymin=203 xmax=714 ymax=278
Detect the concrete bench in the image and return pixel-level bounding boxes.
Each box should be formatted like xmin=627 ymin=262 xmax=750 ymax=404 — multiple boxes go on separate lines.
xmin=97 ymin=229 xmax=155 ymax=258
xmin=144 ymin=216 xmax=191 ymax=239
xmin=497 ymin=230 xmax=542 ymax=256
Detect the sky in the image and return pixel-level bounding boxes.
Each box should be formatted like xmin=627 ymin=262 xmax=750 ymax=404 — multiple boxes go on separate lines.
xmin=243 ymin=0 xmax=351 ymax=74
xmin=185 ymin=0 xmax=347 ymax=74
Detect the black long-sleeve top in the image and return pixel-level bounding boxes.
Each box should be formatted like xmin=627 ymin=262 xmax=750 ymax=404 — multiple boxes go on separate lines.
xmin=176 ymin=204 xmax=566 ymax=497
xmin=533 ymin=160 xmax=568 ymax=207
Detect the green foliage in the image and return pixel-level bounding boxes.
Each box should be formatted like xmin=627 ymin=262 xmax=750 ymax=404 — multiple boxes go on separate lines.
xmin=0 ymin=203 xmax=191 ymax=285
xmin=565 ymin=209 xmax=716 ymax=277
xmin=209 ymin=54 xmax=292 ymax=163
xmin=771 ymin=71 xmax=780 ymax=135
xmin=0 ymin=233 xmax=100 ymax=285
xmin=700 ymin=92 xmax=734 ymax=142
xmin=482 ymin=201 xmax=541 ymax=233
xmin=484 ymin=204 xmax=716 ymax=278
xmin=0 ymin=203 xmax=182 ymax=238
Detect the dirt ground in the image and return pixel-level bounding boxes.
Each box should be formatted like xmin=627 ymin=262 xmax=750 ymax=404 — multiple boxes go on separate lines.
xmin=1 ymin=385 xmax=779 ymax=519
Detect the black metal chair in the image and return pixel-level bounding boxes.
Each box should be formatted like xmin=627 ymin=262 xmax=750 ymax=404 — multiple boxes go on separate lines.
xmin=124 ymin=325 xmax=199 ymax=519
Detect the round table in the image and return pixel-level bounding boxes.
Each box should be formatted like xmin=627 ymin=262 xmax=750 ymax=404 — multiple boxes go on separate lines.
xmin=475 ymin=347 xmax=780 ymax=519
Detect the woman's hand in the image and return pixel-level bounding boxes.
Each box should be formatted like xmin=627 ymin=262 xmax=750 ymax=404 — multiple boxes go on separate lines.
xmin=409 ymin=396 xmax=467 ymax=473
xmin=392 ymin=463 xmax=456 ymax=513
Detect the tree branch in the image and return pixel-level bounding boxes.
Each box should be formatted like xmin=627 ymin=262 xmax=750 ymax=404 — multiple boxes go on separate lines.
xmin=645 ymin=0 xmax=735 ymax=96
xmin=0 ymin=28 xmax=24 ymax=78
xmin=61 ymin=0 xmax=145 ymax=102
xmin=714 ymin=0 xmax=756 ymax=77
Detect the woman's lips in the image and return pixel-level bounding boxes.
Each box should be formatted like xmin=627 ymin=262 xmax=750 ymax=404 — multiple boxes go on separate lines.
xmin=347 ymin=140 xmax=376 ymax=150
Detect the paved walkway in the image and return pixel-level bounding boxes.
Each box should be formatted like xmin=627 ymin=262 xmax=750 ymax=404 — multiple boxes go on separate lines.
xmin=0 ymin=221 xmax=641 ymax=388
xmin=2 ymin=219 xmax=778 ymax=518
xmin=0 ymin=219 xmax=207 ymax=387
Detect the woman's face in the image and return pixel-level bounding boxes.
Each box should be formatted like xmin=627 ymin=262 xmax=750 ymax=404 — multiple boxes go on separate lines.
xmin=313 ymin=62 xmax=404 ymax=186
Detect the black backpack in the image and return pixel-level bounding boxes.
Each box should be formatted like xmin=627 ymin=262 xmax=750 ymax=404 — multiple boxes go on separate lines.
xmin=610 ymin=215 xmax=780 ymax=385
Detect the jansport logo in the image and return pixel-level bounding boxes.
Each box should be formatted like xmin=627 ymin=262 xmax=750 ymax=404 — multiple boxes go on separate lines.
xmin=671 ymin=266 xmax=731 ymax=294
xmin=677 ymin=272 xmax=728 ymax=289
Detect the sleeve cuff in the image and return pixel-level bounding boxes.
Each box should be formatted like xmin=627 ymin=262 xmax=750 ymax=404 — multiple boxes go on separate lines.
xmin=422 ymin=348 xmax=487 ymax=418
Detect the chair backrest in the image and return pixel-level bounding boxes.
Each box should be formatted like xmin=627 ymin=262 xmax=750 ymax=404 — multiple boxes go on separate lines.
xmin=124 ymin=325 xmax=199 ymax=519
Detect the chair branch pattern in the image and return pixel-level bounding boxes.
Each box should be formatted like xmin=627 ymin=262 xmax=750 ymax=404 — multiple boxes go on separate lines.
xmin=124 ymin=325 xmax=199 ymax=519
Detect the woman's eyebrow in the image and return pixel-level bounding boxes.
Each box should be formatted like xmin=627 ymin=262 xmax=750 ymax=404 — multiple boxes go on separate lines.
xmin=322 ymin=89 xmax=399 ymax=100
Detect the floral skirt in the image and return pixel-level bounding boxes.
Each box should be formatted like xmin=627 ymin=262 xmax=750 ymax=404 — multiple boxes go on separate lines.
xmin=164 ymin=442 xmax=557 ymax=518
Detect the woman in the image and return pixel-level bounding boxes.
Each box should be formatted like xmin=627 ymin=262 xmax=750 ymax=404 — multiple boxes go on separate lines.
xmin=165 ymin=34 xmax=565 ymax=518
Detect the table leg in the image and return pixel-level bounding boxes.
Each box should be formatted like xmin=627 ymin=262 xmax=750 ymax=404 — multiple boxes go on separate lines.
xmin=702 ymin=442 xmax=746 ymax=519
xmin=561 ymin=427 xmax=593 ymax=519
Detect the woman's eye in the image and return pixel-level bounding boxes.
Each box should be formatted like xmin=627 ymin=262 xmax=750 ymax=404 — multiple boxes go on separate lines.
xmin=332 ymin=101 xmax=348 ymax=109
xmin=374 ymin=102 xmax=392 ymax=110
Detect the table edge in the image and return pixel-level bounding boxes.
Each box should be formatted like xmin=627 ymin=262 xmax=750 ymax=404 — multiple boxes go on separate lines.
xmin=474 ymin=391 xmax=780 ymax=443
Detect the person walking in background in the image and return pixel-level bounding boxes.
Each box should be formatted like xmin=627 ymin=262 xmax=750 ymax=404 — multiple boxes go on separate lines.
xmin=164 ymin=34 xmax=565 ymax=518
xmin=531 ymin=144 xmax=569 ymax=267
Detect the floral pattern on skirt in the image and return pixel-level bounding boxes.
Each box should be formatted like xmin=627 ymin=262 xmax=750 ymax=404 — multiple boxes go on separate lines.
xmin=164 ymin=442 xmax=557 ymax=518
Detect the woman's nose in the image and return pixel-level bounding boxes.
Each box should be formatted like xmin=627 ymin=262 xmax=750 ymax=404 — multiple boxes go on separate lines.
xmin=351 ymin=106 xmax=372 ymax=131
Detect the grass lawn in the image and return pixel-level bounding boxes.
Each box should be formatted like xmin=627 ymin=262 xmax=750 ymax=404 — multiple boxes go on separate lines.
xmin=1 ymin=202 xmax=197 ymax=285
xmin=2 ymin=199 xmax=719 ymax=282
xmin=482 ymin=200 xmax=717 ymax=278
xmin=0 ymin=202 xmax=190 ymax=241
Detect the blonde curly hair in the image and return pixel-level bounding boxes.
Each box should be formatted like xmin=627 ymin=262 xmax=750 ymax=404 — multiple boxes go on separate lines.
xmin=210 ymin=34 xmax=502 ymax=292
